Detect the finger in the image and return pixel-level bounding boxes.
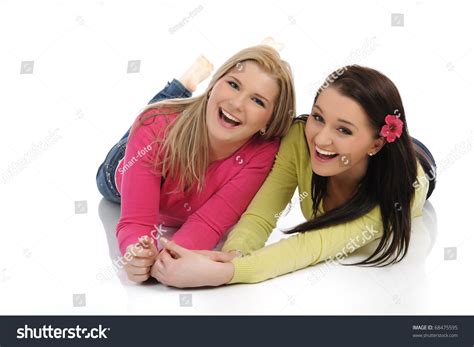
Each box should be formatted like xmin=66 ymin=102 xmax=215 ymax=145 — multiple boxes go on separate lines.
xmin=168 ymin=249 xmax=179 ymax=259
xmin=127 ymin=273 xmax=149 ymax=283
xmin=161 ymin=238 xmax=188 ymax=257
xmin=152 ymin=270 xmax=168 ymax=286
xmin=150 ymin=259 xmax=166 ymax=279
xmin=127 ymin=265 xmax=150 ymax=275
xmin=212 ymin=252 xmax=235 ymax=262
xmin=137 ymin=235 xmax=159 ymax=254
xmin=147 ymin=237 xmax=159 ymax=257
xmin=156 ymin=249 xmax=167 ymax=261
xmin=138 ymin=235 xmax=152 ymax=248
xmin=160 ymin=250 xmax=175 ymax=265
xmin=129 ymin=257 xmax=154 ymax=267
xmin=127 ymin=243 xmax=156 ymax=258
xmin=192 ymin=250 xmax=227 ymax=262
xmin=210 ymin=253 xmax=226 ymax=262
xmin=141 ymin=235 xmax=159 ymax=250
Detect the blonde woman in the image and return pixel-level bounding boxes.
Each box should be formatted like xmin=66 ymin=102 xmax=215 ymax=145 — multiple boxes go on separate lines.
xmin=96 ymin=45 xmax=295 ymax=283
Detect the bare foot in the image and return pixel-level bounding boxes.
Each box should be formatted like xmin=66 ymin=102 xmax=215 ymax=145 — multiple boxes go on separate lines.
xmin=179 ymin=55 xmax=214 ymax=92
xmin=261 ymin=37 xmax=285 ymax=52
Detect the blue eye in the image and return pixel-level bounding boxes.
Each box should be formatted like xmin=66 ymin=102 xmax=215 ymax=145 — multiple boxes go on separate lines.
xmin=228 ymin=81 xmax=239 ymax=90
xmin=312 ymin=113 xmax=324 ymax=122
xmin=338 ymin=127 xmax=352 ymax=136
xmin=252 ymin=97 xmax=265 ymax=107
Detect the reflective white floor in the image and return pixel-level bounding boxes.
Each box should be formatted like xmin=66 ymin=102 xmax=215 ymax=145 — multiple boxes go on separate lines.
xmin=1 ymin=0 xmax=473 ymax=315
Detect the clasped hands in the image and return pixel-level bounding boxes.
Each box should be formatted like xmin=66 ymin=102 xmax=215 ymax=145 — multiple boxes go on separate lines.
xmin=124 ymin=236 xmax=237 ymax=288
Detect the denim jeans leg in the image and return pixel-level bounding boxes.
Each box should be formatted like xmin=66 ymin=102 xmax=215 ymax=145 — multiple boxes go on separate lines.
xmin=148 ymin=78 xmax=192 ymax=104
xmin=96 ymin=79 xmax=192 ymax=203
xmin=96 ymin=137 xmax=127 ymax=204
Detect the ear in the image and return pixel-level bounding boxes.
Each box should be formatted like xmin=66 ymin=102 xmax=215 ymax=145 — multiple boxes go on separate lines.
xmin=368 ymin=137 xmax=385 ymax=156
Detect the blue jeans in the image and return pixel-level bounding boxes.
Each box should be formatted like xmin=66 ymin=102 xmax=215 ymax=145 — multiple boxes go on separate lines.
xmin=96 ymin=79 xmax=192 ymax=203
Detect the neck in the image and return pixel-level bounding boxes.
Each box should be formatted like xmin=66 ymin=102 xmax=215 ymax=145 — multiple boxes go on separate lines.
xmin=327 ymin=158 xmax=368 ymax=199
xmin=208 ymin=136 xmax=248 ymax=162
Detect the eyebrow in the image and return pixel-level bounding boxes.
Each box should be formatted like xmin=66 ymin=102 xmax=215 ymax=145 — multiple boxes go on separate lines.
xmin=313 ymin=104 xmax=359 ymax=130
xmin=228 ymin=75 xmax=271 ymax=104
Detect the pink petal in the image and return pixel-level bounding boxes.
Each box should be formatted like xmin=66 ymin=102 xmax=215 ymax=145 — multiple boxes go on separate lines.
xmin=386 ymin=133 xmax=397 ymax=142
xmin=380 ymin=125 xmax=390 ymax=137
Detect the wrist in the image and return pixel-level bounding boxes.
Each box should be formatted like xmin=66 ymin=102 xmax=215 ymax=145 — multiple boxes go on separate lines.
xmin=212 ymin=262 xmax=234 ymax=286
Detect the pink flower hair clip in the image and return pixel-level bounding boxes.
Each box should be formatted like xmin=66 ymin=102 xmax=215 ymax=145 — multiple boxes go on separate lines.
xmin=380 ymin=114 xmax=404 ymax=143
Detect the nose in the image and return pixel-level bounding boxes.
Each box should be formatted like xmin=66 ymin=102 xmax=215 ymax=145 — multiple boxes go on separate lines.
xmin=229 ymin=93 xmax=245 ymax=112
xmin=314 ymin=125 xmax=333 ymax=147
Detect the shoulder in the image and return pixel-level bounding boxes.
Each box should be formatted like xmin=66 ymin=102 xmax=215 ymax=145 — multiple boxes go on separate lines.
xmin=236 ymin=137 xmax=281 ymax=167
xmin=281 ymin=118 xmax=307 ymax=146
xmin=275 ymin=118 xmax=308 ymax=163
xmin=130 ymin=107 xmax=180 ymax=140
xmin=134 ymin=107 xmax=180 ymax=129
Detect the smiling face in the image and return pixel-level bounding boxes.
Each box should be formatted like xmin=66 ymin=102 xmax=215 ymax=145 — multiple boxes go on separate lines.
xmin=305 ymin=87 xmax=385 ymax=180
xmin=205 ymin=61 xmax=279 ymax=155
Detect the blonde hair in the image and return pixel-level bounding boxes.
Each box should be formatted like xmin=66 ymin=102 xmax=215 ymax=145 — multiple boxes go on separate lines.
xmin=131 ymin=45 xmax=295 ymax=191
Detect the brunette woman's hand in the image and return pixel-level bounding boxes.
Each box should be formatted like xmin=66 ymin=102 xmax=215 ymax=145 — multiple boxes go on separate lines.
xmin=191 ymin=249 xmax=240 ymax=262
xmin=150 ymin=238 xmax=234 ymax=288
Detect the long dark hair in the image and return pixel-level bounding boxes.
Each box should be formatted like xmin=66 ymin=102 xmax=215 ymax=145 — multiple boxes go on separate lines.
xmin=285 ymin=65 xmax=430 ymax=266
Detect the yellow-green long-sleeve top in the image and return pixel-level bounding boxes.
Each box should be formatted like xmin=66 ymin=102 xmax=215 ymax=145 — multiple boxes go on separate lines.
xmin=222 ymin=120 xmax=429 ymax=284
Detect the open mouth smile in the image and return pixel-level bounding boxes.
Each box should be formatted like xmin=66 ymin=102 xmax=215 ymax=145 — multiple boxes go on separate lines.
xmin=218 ymin=107 xmax=242 ymax=128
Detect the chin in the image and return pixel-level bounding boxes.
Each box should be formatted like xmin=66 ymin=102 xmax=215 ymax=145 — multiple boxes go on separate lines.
xmin=312 ymin=169 xmax=335 ymax=177
xmin=209 ymin=128 xmax=236 ymax=143
xmin=310 ymin=161 xmax=344 ymax=177
xmin=311 ymin=164 xmax=334 ymax=177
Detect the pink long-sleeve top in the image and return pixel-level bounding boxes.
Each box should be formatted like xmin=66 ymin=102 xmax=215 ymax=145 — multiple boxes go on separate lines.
xmin=115 ymin=108 xmax=280 ymax=255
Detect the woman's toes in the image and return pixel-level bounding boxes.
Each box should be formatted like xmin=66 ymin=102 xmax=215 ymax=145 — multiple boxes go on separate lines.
xmin=179 ymin=55 xmax=214 ymax=92
xmin=261 ymin=37 xmax=285 ymax=52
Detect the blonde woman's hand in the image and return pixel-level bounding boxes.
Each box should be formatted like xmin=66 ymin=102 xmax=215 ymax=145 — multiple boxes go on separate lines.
xmin=123 ymin=235 xmax=159 ymax=283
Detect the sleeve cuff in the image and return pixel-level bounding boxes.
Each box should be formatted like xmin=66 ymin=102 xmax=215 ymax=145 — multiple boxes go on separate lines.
xmin=228 ymin=256 xmax=258 ymax=284
xmin=118 ymin=230 xmax=151 ymax=256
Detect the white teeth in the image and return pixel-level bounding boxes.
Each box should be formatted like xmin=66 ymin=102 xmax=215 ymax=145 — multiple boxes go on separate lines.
xmin=221 ymin=108 xmax=241 ymax=123
xmin=315 ymin=145 xmax=337 ymax=156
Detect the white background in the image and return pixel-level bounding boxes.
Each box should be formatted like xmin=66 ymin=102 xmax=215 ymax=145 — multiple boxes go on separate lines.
xmin=0 ymin=0 xmax=473 ymax=315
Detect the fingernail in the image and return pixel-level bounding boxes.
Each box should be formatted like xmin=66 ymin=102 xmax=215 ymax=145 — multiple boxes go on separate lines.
xmin=161 ymin=238 xmax=168 ymax=244
xmin=148 ymin=251 xmax=153 ymax=257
